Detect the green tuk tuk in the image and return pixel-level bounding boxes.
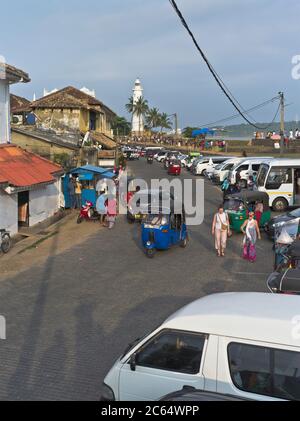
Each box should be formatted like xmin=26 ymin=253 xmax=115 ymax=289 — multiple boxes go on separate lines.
xmin=223 ymin=191 xmax=271 ymax=233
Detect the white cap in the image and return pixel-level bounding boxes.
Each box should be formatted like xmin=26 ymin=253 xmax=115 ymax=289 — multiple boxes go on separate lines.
xmin=277 ymin=229 xmax=294 ymax=244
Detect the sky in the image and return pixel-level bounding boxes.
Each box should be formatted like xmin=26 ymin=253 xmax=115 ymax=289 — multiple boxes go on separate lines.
xmin=1 ymin=0 xmax=300 ymax=129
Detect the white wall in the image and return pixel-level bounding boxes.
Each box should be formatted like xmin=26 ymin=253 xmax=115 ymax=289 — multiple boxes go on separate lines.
xmin=0 ymin=80 xmax=10 ymax=144
xmin=0 ymin=190 xmax=18 ymax=235
xmin=29 ymin=181 xmax=60 ymax=226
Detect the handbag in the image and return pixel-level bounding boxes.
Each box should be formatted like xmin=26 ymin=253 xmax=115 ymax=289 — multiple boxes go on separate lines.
xmin=218 ymin=214 xmax=228 ymax=231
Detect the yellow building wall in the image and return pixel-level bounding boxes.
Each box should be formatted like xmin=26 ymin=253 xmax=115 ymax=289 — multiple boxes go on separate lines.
xmin=11 ymin=130 xmax=76 ymax=159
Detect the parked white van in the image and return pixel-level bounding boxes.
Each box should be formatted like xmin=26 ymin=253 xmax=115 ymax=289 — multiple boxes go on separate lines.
xmin=193 ymin=156 xmax=233 ymax=176
xmin=209 ymin=158 xmax=245 ymax=184
xmin=257 ymin=159 xmax=300 ymax=211
xmin=101 ymin=293 xmax=300 ymax=401
xmin=229 ymin=157 xmax=273 ymax=187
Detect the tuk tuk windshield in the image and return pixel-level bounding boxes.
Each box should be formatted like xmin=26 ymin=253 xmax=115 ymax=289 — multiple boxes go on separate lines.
xmin=224 ymin=198 xmax=245 ymax=212
xmin=144 ymin=214 xmax=168 ymax=227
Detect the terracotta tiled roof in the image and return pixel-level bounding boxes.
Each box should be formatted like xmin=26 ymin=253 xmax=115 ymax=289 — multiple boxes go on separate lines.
xmin=30 ymin=86 xmax=117 ymax=116
xmin=10 ymin=94 xmax=31 ymax=113
xmin=31 ymin=86 xmax=103 ymax=109
xmin=0 ymin=144 xmax=63 ymax=188
xmin=90 ymin=131 xmax=116 ymax=150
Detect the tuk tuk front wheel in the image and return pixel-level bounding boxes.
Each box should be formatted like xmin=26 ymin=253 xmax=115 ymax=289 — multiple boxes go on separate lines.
xmin=146 ymin=248 xmax=156 ymax=258
xmin=272 ymin=197 xmax=288 ymax=212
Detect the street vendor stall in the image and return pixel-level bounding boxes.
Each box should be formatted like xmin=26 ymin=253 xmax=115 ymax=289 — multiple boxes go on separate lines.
xmin=63 ymin=165 xmax=116 ymax=208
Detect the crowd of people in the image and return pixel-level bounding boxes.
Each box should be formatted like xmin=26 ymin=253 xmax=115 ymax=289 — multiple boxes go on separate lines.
xmin=125 ymin=135 xmax=227 ymax=152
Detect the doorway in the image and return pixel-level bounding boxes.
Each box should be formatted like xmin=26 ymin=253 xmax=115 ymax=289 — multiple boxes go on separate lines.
xmin=18 ymin=191 xmax=29 ymax=227
xmin=89 ymin=111 xmax=97 ymax=131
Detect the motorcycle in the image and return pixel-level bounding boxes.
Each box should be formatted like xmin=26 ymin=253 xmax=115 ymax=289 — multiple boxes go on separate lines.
xmin=147 ymin=156 xmax=154 ymax=165
xmin=0 ymin=229 xmax=12 ymax=253
xmin=77 ymin=201 xmax=100 ymax=224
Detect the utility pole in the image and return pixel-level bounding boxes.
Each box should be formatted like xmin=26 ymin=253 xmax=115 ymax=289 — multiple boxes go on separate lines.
xmin=279 ymin=91 xmax=285 ymax=155
xmin=174 ymin=113 xmax=178 ymax=137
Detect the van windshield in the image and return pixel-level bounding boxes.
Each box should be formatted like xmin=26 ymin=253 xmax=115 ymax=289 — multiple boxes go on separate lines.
xmin=257 ymin=164 xmax=270 ymax=187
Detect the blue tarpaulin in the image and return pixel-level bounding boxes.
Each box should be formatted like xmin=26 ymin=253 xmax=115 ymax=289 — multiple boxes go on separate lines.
xmin=64 ymin=165 xmax=116 ymax=208
xmin=192 ymin=128 xmax=215 ymax=137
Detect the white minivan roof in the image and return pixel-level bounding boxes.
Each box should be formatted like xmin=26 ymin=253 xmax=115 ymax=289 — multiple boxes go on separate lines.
xmin=164 ymin=293 xmax=300 ymax=347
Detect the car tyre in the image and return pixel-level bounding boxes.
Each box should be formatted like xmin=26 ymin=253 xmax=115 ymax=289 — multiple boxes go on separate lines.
xmin=272 ymin=197 xmax=288 ymax=212
xmin=1 ymin=234 xmax=11 ymax=253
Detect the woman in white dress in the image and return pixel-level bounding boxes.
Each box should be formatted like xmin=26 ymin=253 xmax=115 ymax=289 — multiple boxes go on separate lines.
xmin=212 ymin=205 xmax=230 ymax=257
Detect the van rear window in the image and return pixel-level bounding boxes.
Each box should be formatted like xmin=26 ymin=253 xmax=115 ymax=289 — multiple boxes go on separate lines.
xmin=228 ymin=343 xmax=300 ymax=400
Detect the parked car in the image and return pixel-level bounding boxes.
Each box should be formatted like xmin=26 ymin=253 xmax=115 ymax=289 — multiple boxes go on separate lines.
xmin=193 ymin=157 xmax=232 ymax=176
xmin=160 ymin=387 xmax=252 ymax=401
xmin=102 ymin=292 xmax=300 ymax=401
xmin=265 ymin=208 xmax=300 ymax=239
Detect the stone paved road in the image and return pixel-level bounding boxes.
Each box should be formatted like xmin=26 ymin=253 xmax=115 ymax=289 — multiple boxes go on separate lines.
xmin=0 ymin=160 xmax=274 ymax=400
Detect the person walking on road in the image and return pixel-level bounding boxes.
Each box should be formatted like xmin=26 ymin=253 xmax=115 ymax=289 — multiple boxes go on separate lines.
xmin=241 ymin=211 xmax=261 ymax=262
xmin=68 ymin=177 xmax=76 ymax=209
xmin=212 ymin=205 xmax=230 ymax=257
xmin=96 ymin=190 xmax=107 ymax=225
xmin=75 ymin=178 xmax=82 ymax=209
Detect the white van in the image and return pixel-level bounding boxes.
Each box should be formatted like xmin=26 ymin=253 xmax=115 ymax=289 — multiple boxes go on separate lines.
xmin=209 ymin=158 xmax=245 ymax=184
xmin=101 ymin=293 xmax=300 ymax=401
xmin=258 ymin=159 xmax=300 ymax=211
xmin=229 ymin=157 xmax=273 ymax=187
xmin=193 ymin=157 xmax=233 ymax=176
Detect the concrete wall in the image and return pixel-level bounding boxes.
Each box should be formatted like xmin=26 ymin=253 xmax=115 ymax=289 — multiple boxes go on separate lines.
xmin=29 ymin=181 xmax=60 ymax=227
xmin=0 ymin=80 xmax=10 ymax=143
xmin=0 ymin=190 xmax=18 ymax=235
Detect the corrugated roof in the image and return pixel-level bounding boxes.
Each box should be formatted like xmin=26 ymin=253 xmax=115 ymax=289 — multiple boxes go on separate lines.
xmin=90 ymin=131 xmax=116 ymax=150
xmin=0 ymin=144 xmax=63 ymax=188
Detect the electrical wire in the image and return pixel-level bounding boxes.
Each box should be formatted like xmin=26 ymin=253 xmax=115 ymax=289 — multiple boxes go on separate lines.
xmin=199 ymin=97 xmax=281 ymax=128
xmin=169 ymin=0 xmax=281 ymax=130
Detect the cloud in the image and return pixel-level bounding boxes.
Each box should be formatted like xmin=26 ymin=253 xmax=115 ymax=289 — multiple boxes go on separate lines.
xmin=6 ymin=0 xmax=300 ymax=126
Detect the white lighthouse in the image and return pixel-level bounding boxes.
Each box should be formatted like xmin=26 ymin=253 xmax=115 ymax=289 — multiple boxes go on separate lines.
xmin=132 ymin=78 xmax=144 ymax=135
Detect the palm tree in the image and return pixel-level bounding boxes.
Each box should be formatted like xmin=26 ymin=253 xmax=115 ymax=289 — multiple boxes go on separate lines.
xmin=158 ymin=113 xmax=172 ymax=134
xmin=125 ymin=96 xmax=135 ymax=114
xmin=146 ymin=107 xmax=160 ymax=131
xmin=133 ymin=97 xmax=149 ymax=136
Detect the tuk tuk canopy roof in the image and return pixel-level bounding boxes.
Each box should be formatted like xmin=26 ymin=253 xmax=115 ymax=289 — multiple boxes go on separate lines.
xmin=225 ymin=191 xmax=270 ymax=210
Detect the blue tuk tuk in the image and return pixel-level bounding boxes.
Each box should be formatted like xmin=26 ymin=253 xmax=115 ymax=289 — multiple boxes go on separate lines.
xmin=141 ymin=205 xmax=188 ymax=258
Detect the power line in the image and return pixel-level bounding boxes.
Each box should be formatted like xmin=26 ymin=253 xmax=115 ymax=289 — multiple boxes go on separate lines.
xmin=169 ymin=0 xmax=281 ymax=130
xmin=199 ymin=96 xmax=281 ymax=128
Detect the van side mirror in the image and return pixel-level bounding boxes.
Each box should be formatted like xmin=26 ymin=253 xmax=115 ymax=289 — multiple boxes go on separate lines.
xmin=130 ymin=354 xmax=137 ymax=372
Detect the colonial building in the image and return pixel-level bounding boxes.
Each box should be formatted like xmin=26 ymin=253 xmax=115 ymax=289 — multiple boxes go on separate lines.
xmin=0 ymin=62 xmax=30 ymax=143
xmin=0 ymin=144 xmax=63 ymax=236
xmin=31 ymin=86 xmax=116 ymax=138
xmin=10 ymin=94 xmax=31 ymax=125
